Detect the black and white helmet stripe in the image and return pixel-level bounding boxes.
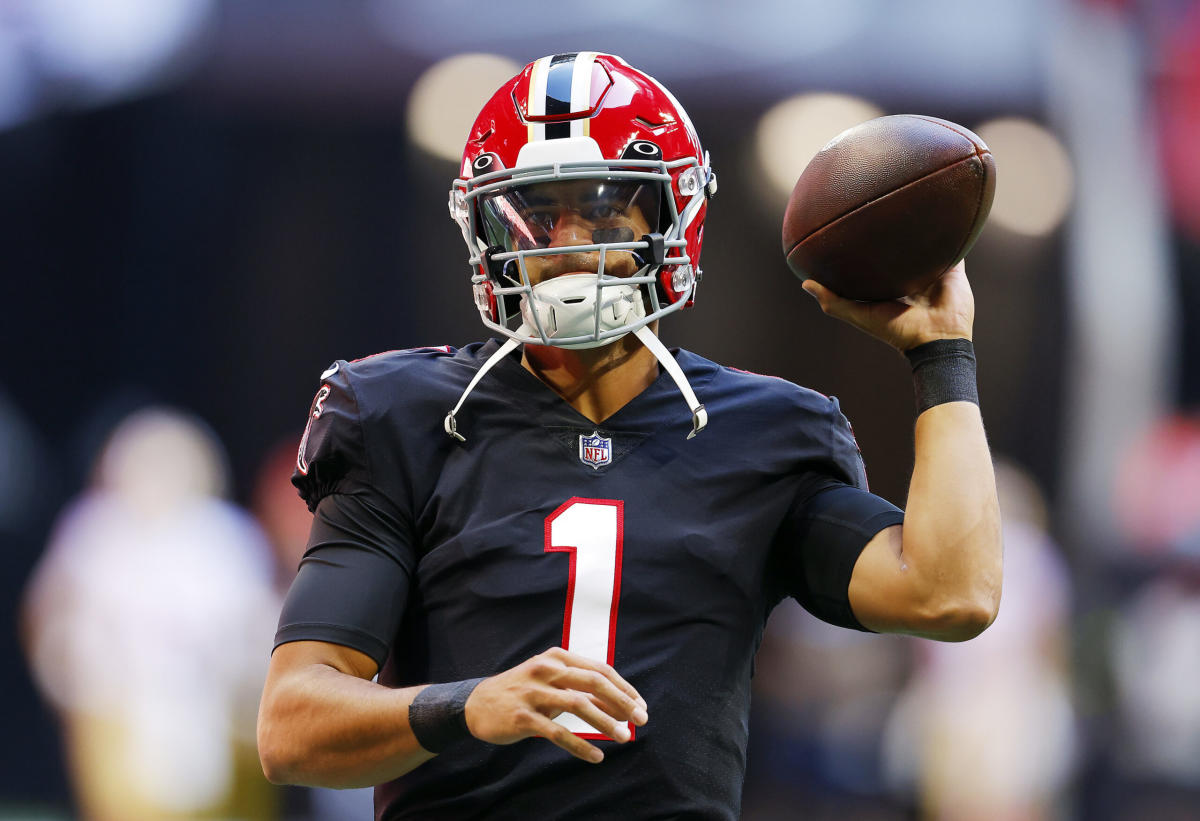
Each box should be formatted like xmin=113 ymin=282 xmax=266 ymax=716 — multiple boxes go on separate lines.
xmin=525 ymin=51 xmax=598 ymax=142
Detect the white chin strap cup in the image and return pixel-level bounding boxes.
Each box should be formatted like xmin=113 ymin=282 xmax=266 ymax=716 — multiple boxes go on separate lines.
xmin=519 ymin=274 xmax=645 ymax=350
xmin=443 ymin=323 xmax=707 ymax=443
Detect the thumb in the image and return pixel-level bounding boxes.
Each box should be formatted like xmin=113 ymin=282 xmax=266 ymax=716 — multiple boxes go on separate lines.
xmin=800 ymin=278 xmax=830 ymax=306
xmin=801 ymin=278 xmax=908 ymax=336
xmin=801 ymin=279 xmax=856 ymax=317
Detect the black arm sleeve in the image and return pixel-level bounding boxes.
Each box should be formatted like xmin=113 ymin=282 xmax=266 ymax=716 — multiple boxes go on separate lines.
xmin=774 ymin=395 xmax=904 ymax=631
xmin=274 ymin=492 xmax=415 ymax=669
xmin=775 ymin=479 xmax=904 ymax=631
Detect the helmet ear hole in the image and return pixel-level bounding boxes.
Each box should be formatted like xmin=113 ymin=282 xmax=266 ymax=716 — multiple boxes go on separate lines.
xmin=621 ymin=140 xmax=662 ymax=161
xmin=471 ymin=153 xmax=503 ymax=175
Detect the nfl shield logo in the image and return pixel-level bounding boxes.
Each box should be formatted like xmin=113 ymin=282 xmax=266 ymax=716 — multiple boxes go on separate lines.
xmin=578 ymin=431 xmax=612 ymax=470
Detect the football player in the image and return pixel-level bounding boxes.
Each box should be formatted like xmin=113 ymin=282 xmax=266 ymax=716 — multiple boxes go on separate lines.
xmin=258 ymin=52 xmax=1002 ymax=820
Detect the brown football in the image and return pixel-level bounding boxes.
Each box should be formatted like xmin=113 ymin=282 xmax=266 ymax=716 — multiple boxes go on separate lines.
xmin=782 ymin=114 xmax=996 ymax=301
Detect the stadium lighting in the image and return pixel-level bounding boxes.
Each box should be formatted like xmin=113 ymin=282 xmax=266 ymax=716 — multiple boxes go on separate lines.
xmin=407 ymin=53 xmax=521 ymax=164
xmin=974 ymin=117 xmax=1074 ymax=237
xmin=755 ymin=93 xmax=884 ymax=201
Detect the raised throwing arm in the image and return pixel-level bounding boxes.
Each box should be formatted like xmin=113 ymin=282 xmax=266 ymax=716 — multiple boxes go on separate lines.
xmin=802 ymin=262 xmax=1003 ymax=641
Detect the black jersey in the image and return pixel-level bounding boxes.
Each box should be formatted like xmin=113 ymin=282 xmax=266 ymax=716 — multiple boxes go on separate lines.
xmin=275 ymin=340 xmax=904 ymax=820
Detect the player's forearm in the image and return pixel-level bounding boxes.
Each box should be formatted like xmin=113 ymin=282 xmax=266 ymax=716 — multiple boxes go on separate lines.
xmin=900 ymin=400 xmax=1002 ymax=639
xmin=258 ymin=663 xmax=435 ymax=788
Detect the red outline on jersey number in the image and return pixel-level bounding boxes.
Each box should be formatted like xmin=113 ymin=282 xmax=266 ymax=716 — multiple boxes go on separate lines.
xmin=544 ymin=496 xmax=633 ymax=741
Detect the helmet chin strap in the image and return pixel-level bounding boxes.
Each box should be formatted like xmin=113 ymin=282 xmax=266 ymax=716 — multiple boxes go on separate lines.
xmin=443 ymin=332 xmax=524 ymax=442
xmin=444 ymin=323 xmax=708 ymax=443
xmin=632 ymin=325 xmax=707 ymax=439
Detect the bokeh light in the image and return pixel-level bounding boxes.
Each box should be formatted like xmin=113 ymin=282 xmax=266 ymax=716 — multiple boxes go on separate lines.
xmin=975 ymin=117 xmax=1074 ymax=237
xmin=28 ymin=0 xmax=213 ymax=99
xmin=406 ymin=53 xmax=521 ymax=163
xmin=754 ymin=93 xmax=884 ymax=200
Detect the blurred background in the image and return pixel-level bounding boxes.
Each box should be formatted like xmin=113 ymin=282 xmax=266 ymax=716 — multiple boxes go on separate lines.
xmin=2 ymin=0 xmax=1198 ymax=818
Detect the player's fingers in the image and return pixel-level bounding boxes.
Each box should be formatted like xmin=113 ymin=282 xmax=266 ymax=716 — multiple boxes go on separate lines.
xmin=528 ymin=712 xmax=605 ymax=763
xmin=555 ymin=668 xmax=647 ymax=725
xmin=545 ymin=690 xmax=632 ymax=743
xmin=555 ymin=650 xmax=647 ymax=712
xmin=584 ymin=693 xmax=644 ymax=732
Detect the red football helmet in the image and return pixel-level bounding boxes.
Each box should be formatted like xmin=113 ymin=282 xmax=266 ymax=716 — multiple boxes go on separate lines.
xmin=449 ymin=52 xmax=717 ymax=349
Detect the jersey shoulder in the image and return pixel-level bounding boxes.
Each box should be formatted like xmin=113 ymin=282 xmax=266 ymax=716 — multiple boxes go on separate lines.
xmin=332 ymin=342 xmax=496 ymax=421
xmin=291 ymin=344 xmax=486 ymax=510
xmin=677 ymin=349 xmax=844 ymax=422
xmin=678 ymin=350 xmax=867 ymax=488
xmin=338 ymin=344 xmax=466 ymax=391
xmin=716 ymin=359 xmax=837 ymax=412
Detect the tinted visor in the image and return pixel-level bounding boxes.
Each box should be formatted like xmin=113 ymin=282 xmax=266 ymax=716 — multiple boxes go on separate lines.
xmin=479 ymin=179 xmax=661 ymax=253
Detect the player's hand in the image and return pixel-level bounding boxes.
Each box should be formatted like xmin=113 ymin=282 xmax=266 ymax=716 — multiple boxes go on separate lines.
xmin=462 ymin=646 xmax=648 ymax=764
xmin=801 ymin=260 xmax=975 ymax=352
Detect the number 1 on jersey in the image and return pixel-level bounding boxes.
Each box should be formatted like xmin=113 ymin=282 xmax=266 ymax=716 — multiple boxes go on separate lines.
xmin=545 ymin=497 xmax=631 ymax=740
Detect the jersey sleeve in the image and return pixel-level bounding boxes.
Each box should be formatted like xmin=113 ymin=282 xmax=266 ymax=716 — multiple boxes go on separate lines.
xmin=824 ymin=394 xmax=869 ymax=490
xmin=774 ymin=395 xmax=905 ymax=631
xmin=292 ymin=362 xmax=372 ymax=511
xmin=276 ymin=361 xmax=418 ymax=668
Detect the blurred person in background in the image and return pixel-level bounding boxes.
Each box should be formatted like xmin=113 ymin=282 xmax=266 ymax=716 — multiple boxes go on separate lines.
xmin=21 ymin=407 xmax=280 ymax=821
xmin=1104 ymin=415 xmax=1200 ymax=818
xmin=1109 ymin=568 xmax=1200 ymax=817
xmin=744 ymin=603 xmax=909 ymax=820
xmin=257 ymin=53 xmax=1002 ymax=819
xmin=883 ymin=459 xmax=1076 ymax=821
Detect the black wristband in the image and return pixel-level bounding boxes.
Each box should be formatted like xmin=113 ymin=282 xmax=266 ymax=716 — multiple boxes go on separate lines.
xmin=905 ymin=338 xmax=978 ymax=414
xmin=409 ymin=677 xmax=486 ymax=753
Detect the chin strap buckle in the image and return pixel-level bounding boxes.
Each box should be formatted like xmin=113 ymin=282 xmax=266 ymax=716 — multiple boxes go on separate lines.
xmin=442 ymin=334 xmax=525 ymax=443
xmin=443 ymin=411 xmax=466 ymax=442
xmin=688 ymin=405 xmax=708 ymax=440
